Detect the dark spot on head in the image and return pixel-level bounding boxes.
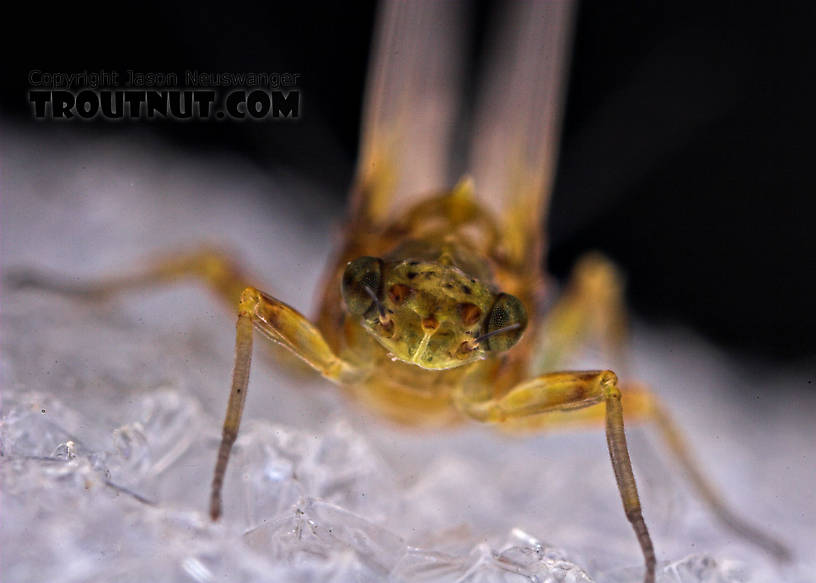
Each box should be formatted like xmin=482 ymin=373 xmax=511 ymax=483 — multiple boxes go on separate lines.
xmin=461 ymin=285 xmax=472 ymax=295
xmin=388 ymin=284 xmax=411 ymax=304
xmin=424 ymin=271 xmax=437 ymax=278
xmin=443 ymin=283 xmax=453 ymax=289
xmin=470 ymin=278 xmax=476 ymax=283
xmin=409 ymin=261 xmax=419 ymax=266
xmin=458 ymin=302 xmax=482 ymax=326
xmin=422 ymin=315 xmax=439 ymax=330
xmin=406 ymin=272 xmax=417 ymax=279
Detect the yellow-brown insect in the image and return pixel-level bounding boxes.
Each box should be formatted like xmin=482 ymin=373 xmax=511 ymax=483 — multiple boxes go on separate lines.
xmin=10 ymin=2 xmax=790 ymax=582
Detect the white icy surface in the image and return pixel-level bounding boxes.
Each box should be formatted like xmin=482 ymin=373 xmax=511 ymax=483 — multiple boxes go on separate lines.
xmin=1 ymin=125 xmax=814 ymax=582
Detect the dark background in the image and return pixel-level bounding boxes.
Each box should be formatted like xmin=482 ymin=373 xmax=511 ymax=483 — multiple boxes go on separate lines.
xmin=2 ymin=2 xmax=814 ymax=362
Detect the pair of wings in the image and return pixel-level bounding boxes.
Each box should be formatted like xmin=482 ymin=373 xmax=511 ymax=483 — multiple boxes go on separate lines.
xmin=353 ymin=0 xmax=575 ymax=269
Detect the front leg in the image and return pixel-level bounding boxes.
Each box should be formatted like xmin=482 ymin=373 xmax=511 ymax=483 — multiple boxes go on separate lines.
xmin=210 ymin=286 xmax=361 ymax=520
xmin=456 ymin=369 xmax=656 ymax=583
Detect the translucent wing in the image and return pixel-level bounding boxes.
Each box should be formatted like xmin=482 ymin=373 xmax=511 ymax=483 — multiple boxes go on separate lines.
xmin=468 ymin=0 xmax=576 ymax=271
xmin=351 ymin=0 xmax=466 ymax=225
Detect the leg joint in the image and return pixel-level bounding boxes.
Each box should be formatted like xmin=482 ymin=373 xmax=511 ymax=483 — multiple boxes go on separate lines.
xmin=238 ymin=286 xmax=262 ymax=313
xmin=599 ymin=369 xmax=620 ymax=398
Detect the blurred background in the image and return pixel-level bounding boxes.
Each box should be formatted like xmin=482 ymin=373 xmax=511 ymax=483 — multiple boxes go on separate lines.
xmin=1 ymin=0 xmax=814 ymax=363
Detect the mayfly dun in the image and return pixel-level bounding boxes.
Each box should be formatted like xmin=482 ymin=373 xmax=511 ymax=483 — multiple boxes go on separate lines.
xmin=9 ymin=2 xmax=791 ymax=582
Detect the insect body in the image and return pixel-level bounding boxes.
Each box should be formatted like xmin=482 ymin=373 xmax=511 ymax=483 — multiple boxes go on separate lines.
xmin=215 ymin=171 xmax=658 ymax=577
xmin=10 ymin=2 xmax=791 ymax=582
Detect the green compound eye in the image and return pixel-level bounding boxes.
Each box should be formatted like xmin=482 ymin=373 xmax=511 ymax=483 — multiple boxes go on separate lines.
xmin=341 ymin=256 xmax=384 ymax=316
xmin=481 ymin=293 xmax=527 ymax=352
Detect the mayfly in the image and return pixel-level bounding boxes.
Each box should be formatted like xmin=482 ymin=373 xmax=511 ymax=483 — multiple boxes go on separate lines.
xmin=10 ymin=1 xmax=791 ymax=582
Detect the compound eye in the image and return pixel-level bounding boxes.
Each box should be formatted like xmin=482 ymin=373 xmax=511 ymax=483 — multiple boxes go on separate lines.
xmin=482 ymin=293 xmax=527 ymax=352
xmin=341 ymin=256 xmax=383 ymax=315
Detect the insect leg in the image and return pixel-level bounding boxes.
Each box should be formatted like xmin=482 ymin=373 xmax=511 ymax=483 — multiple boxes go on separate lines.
xmin=531 ymin=252 xmax=628 ymax=375
xmin=455 ymin=369 xmax=656 ymax=583
xmin=637 ymin=385 xmax=792 ymax=562
xmin=210 ymin=286 xmax=360 ymax=521
xmin=8 ymin=247 xmax=327 ymax=377
xmin=531 ymin=253 xmax=792 ymax=561
xmin=6 ymin=246 xmax=253 ymax=309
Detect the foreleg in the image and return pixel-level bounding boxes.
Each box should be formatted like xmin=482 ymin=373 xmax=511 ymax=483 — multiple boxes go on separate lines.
xmin=210 ymin=286 xmax=361 ymax=520
xmin=456 ymin=369 xmax=656 ymax=583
